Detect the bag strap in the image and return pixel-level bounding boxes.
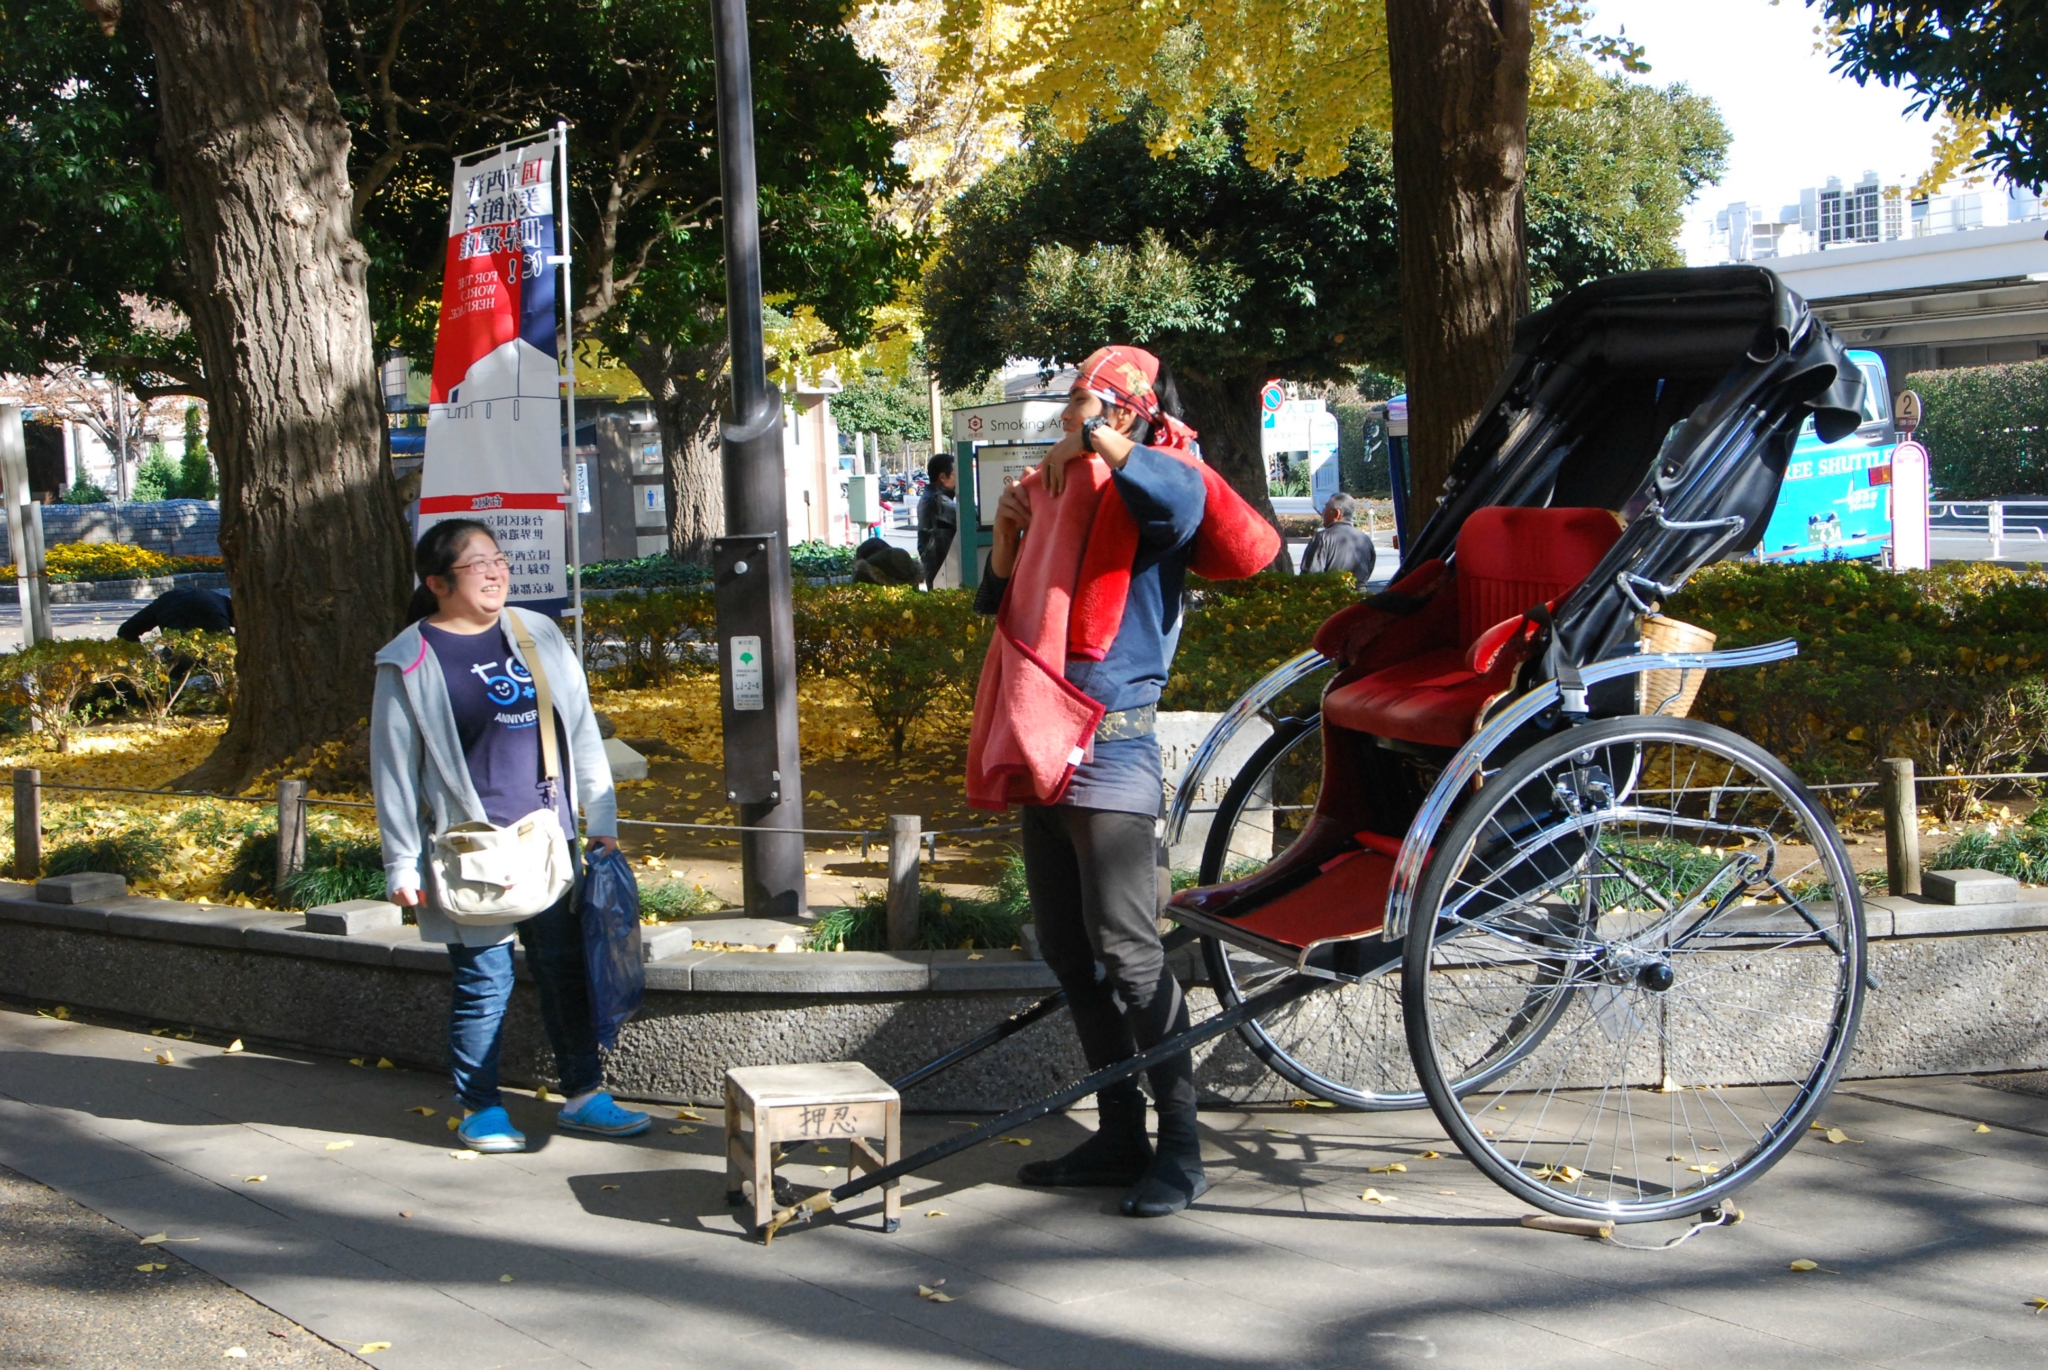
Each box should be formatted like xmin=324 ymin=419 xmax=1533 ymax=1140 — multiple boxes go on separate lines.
xmin=503 ymin=611 xmax=560 ymax=784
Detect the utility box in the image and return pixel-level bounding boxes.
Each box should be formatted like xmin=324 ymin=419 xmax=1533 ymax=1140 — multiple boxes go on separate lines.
xmin=846 ymin=473 xmax=877 ymax=529
xmin=714 ymin=534 xmax=789 ymax=806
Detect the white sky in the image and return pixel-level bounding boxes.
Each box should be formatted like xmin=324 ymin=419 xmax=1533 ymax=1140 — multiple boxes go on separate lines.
xmin=1588 ymin=0 xmax=1942 ymax=255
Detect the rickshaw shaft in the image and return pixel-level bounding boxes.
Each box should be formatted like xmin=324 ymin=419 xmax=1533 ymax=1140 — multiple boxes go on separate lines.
xmin=887 ymin=928 xmax=1200 ymax=1094
xmin=825 ymin=971 xmax=1324 ymax=1208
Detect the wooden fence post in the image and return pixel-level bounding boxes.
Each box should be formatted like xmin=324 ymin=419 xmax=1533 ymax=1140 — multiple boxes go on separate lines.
xmin=13 ymin=767 xmax=39 ymax=881
xmin=277 ymin=778 xmax=307 ymax=887
xmin=886 ymin=814 xmax=921 ymax=951
xmin=1881 ymin=758 xmax=1921 ymax=897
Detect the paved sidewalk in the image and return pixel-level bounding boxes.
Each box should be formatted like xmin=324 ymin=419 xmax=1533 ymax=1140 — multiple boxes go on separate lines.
xmin=5 ymin=1004 xmax=2048 ymax=1370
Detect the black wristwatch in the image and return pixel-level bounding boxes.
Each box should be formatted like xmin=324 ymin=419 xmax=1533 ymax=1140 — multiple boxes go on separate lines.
xmin=1081 ymin=415 xmax=1110 ymax=451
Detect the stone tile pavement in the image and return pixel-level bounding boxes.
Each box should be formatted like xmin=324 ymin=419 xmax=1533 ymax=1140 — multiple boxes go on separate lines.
xmin=5 ymin=1002 xmax=2048 ymax=1369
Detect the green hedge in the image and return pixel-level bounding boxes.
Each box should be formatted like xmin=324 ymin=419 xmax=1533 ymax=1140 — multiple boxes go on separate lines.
xmin=1905 ymin=358 xmax=2048 ymax=497
xmin=1668 ymin=561 xmax=2048 ymax=815
xmin=580 ymin=541 xmax=855 ymax=590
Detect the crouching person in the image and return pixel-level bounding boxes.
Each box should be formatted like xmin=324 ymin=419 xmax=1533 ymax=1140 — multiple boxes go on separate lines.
xmin=371 ymin=518 xmax=650 ymax=1152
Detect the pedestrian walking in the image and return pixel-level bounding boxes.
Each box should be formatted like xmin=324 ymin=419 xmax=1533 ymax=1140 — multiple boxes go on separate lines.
xmin=1297 ymin=492 xmax=1376 ymax=587
xmin=917 ymin=452 xmax=959 ymax=587
xmin=370 ymin=518 xmax=649 ymax=1153
xmin=965 ymin=345 xmax=1276 ymax=1217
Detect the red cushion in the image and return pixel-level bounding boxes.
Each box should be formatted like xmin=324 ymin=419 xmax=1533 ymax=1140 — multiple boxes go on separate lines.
xmin=1323 ymin=648 xmax=1510 ymax=748
xmin=1225 ymin=847 xmax=1393 ymax=949
xmin=1455 ymin=506 xmax=1621 ymax=644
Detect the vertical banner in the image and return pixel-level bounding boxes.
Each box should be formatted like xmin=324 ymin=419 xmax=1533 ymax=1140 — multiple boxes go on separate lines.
xmin=421 ymin=134 xmax=566 ymax=607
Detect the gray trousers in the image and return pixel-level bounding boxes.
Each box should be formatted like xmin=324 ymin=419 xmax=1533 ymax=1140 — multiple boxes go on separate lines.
xmin=1021 ymin=804 xmax=1195 ymax=1113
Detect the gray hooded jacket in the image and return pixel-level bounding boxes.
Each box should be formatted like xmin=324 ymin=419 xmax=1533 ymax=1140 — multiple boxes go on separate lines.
xmin=370 ymin=608 xmax=619 ymax=947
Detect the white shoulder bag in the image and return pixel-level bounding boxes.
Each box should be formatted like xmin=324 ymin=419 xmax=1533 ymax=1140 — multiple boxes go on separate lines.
xmin=429 ymin=613 xmax=576 ymax=925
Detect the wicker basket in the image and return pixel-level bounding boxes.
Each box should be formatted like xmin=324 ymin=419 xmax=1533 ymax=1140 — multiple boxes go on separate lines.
xmin=1636 ymin=615 xmax=1718 ymax=718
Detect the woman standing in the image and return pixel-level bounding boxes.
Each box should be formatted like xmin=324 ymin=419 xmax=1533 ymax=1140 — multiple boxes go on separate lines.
xmin=371 ymin=519 xmax=649 ymax=1152
xmin=966 ymin=346 xmax=1276 ymax=1216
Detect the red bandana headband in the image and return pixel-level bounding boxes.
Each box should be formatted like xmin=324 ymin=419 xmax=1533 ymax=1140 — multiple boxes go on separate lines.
xmin=1074 ymin=346 xmax=1200 ymax=454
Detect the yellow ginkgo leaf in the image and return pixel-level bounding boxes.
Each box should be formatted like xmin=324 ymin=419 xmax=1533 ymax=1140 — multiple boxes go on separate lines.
xmin=2029 ymin=1296 xmax=2048 ymax=1314
xmin=445 ymin=1117 xmax=459 ymax=1131
xmin=1789 ymin=1259 xmax=1819 ymax=1272
xmin=1823 ymin=1128 xmax=1858 ymax=1145
xmin=925 ymin=1210 xmax=948 ymax=1218
xmin=995 ymin=1136 xmax=1031 ymax=1146
xmin=376 ymin=1058 xmax=395 ymax=1070
xmin=349 ymin=1058 xmax=365 ymax=1067
xmin=669 ymin=1124 xmax=696 ymax=1135
xmin=242 ymin=1175 xmax=267 ymax=1184
xmin=599 ymin=1184 xmax=620 ymax=1191
xmin=406 ymin=1106 xmax=436 ymax=1117
xmin=358 ymin=1343 xmax=391 ymax=1354
xmin=535 ymin=1085 xmax=553 ymax=1102
xmin=136 ymin=1262 xmax=167 ymax=1272
xmin=1359 ymin=1188 xmax=1393 ymax=1204
xmin=1975 ymin=1123 xmax=1992 ymax=1134
xmin=324 ymin=1141 xmax=353 ymax=1151
xmin=1551 ymin=1164 xmax=1584 ymax=1184
xmin=675 ymin=1108 xmax=706 ymax=1122
xmin=449 ymin=1150 xmax=480 ymax=1161
xmin=139 ymin=1234 xmax=167 ymax=1246
xmin=1288 ymin=1099 xmax=1335 ymax=1109
xmin=156 ymin=1052 xmax=174 ymax=1065
xmin=499 ymin=1274 xmax=514 ymax=1283
xmin=1416 ymin=1150 xmax=1441 ymax=1160
xmin=917 ymin=1284 xmax=956 ymax=1302
xmin=1263 ymin=1126 xmax=1291 ymax=1135
xmin=1687 ymin=1165 xmax=1720 ymax=1175
xmin=1367 ymin=1163 xmax=1407 ymax=1174
xmin=223 ymin=1039 xmax=243 ymax=1053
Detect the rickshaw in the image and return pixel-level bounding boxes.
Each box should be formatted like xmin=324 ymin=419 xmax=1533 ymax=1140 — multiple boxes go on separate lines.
xmin=769 ymin=265 xmax=1871 ymax=1235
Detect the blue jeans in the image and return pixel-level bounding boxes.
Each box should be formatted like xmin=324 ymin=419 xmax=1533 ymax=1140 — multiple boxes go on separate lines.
xmin=446 ymin=882 xmax=602 ymax=1111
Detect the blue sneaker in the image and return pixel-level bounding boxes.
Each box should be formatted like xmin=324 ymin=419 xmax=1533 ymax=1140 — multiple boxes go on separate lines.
xmin=456 ymin=1106 xmax=526 ymax=1153
xmin=557 ymin=1092 xmax=651 ymax=1138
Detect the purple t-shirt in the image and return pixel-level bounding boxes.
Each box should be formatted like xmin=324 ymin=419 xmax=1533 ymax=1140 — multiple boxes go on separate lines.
xmin=421 ymin=621 xmax=576 ymax=833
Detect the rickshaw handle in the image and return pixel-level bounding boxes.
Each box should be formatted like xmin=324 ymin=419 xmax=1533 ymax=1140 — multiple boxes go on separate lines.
xmin=1382 ymin=639 xmax=1801 ymax=942
xmin=1164 ymin=649 xmax=1331 ymax=850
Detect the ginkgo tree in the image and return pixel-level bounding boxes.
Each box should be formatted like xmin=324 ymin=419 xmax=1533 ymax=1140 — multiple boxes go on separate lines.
xmin=937 ymin=0 xmax=1648 ymax=530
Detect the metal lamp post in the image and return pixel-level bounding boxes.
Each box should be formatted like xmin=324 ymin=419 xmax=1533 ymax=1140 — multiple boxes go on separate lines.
xmin=710 ymin=0 xmax=807 ymax=918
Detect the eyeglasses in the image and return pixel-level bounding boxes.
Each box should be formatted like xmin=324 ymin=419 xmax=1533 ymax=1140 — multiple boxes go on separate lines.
xmin=451 ymin=555 xmax=511 ymax=577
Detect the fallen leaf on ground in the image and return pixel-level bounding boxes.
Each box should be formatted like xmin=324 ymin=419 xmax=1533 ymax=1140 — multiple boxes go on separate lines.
xmin=925 ymin=1210 xmax=947 ymax=1218
xmin=1367 ymin=1163 xmax=1407 ymax=1174
xmin=176 ymin=1032 xmax=193 ymax=1041
xmin=995 ymin=1136 xmax=1031 ymax=1146
xmin=816 ymin=1144 xmax=831 ymax=1153
xmin=818 ymin=1165 xmax=837 ymax=1174
xmin=916 ymin=1285 xmax=956 ymax=1303
xmin=241 ymin=1175 xmax=266 ymax=1184
xmin=375 ymin=1058 xmax=395 ymax=1069
xmin=499 ymin=1274 xmax=514 ymax=1283
xmin=535 ymin=1086 xmax=553 ymax=1102
xmin=406 ymin=1106 xmax=436 ymax=1117
xmin=349 ymin=1058 xmax=364 ymax=1067
xmin=446 ymin=1117 xmax=459 ymax=1131
xmin=358 ymin=1343 xmax=391 ymax=1354
xmin=2029 ymin=1296 xmax=2048 ymax=1314
xmin=156 ymin=1052 xmax=174 ymax=1065
xmin=224 ymin=1348 xmax=248 ymax=1359
xmin=324 ymin=1141 xmax=353 ymax=1151
xmin=1822 ymin=1127 xmax=1858 ymax=1144
xmin=136 ymin=1262 xmax=167 ymax=1272
xmin=223 ymin=1039 xmax=243 ymax=1053
xmin=1360 ymin=1188 xmax=1393 ymax=1204
xmin=600 ymin=1185 xmax=620 ymax=1191
xmin=399 ymin=1211 xmax=413 ymax=1218
xmin=1437 ymin=1190 xmax=1458 ymax=1195
xmin=140 ymin=1234 xmax=167 ymax=1245
xmin=1975 ymin=1123 xmax=1993 ymax=1134
xmin=153 ymin=1028 xmax=169 ymax=1036
xmin=966 ymin=953 xmax=983 ymax=961
xmin=449 ymin=1150 xmax=480 ymax=1161
xmin=1789 ymin=1259 xmax=1819 ymax=1272
xmin=669 ymin=1125 xmax=696 ymax=1135
xmin=38 ymin=1005 xmax=71 ymax=1020
xmin=1687 ymin=1165 xmax=1720 ymax=1175
xmin=675 ymin=1108 xmax=706 ymax=1122
xmin=1263 ymin=1127 xmax=1291 ymax=1135
xmin=1416 ymin=1150 xmax=1441 ymax=1160
xmin=1290 ymin=1099 xmax=1336 ymax=1109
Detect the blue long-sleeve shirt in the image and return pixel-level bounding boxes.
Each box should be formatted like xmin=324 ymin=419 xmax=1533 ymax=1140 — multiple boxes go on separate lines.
xmin=974 ymin=444 xmax=1206 ymax=814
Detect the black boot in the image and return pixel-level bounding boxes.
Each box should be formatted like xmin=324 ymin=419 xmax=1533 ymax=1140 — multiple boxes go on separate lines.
xmin=1120 ymin=1103 xmax=1207 ymax=1217
xmin=1018 ymin=1088 xmax=1153 ymax=1188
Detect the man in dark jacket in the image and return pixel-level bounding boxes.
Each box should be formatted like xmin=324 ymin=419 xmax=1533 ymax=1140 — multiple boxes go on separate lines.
xmin=1297 ymin=492 xmax=1376 ymax=588
xmin=117 ymin=587 xmax=233 ymax=642
xmin=916 ymin=453 xmax=958 ymax=588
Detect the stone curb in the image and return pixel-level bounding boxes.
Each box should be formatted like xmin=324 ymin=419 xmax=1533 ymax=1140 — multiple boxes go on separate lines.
xmin=0 ymin=886 xmax=1061 ymax=994
xmin=0 ymin=571 xmax=228 ymax=605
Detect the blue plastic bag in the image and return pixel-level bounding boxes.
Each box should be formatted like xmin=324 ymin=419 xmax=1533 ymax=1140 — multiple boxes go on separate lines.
xmin=579 ymin=844 xmax=644 ymax=1050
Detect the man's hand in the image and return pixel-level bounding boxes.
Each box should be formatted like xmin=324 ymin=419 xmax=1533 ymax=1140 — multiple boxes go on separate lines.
xmin=588 ymin=835 xmax=620 ymax=856
xmin=1039 ymin=427 xmax=1090 ymax=496
xmin=989 ymin=479 xmax=1032 ymax=578
xmin=391 ymin=886 xmax=423 ymax=907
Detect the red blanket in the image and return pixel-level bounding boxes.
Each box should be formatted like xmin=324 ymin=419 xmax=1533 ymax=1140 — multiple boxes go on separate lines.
xmin=965 ymin=448 xmax=1278 ymax=809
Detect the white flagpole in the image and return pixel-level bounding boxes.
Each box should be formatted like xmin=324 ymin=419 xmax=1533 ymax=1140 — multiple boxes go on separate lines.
xmin=553 ymin=119 xmax=585 ymax=666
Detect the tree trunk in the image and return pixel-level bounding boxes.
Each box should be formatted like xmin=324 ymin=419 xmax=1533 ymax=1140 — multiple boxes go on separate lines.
xmin=1175 ymin=366 xmax=1292 ymax=574
xmin=1386 ymin=0 xmax=1531 ymax=535
xmin=625 ymin=337 xmax=728 ymax=564
xmin=137 ymin=0 xmax=412 ymax=790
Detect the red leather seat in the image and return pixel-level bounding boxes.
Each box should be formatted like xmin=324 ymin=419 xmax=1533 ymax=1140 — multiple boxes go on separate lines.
xmin=1323 ymin=506 xmax=1621 ymax=747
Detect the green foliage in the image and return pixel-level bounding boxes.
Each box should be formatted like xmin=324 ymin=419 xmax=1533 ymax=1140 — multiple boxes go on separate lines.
xmin=1932 ymin=821 xmax=2048 ymax=886
xmin=1668 ymin=561 xmax=2048 ymax=818
xmin=831 ymin=371 xmax=933 ymax=444
xmin=44 ymin=827 xmax=176 ymax=881
xmin=1904 ymin=358 xmax=2048 ymax=497
xmin=789 ymin=542 xmax=857 ymax=579
xmin=806 ymin=864 xmax=1030 ymax=952
xmin=177 ymin=405 xmax=215 ymax=499
xmin=157 ymin=630 xmax=237 ymax=715
xmin=220 ymin=814 xmax=386 ymax=909
xmin=794 ymin=586 xmax=988 ymax=757
xmin=0 ymin=639 xmax=136 ymax=751
xmin=581 ymin=557 xmax=713 ymax=591
xmin=1164 ymin=573 xmax=1357 ymax=712
xmin=132 ymin=448 xmax=179 ymax=502
xmin=1819 ymin=0 xmax=2048 ymax=190
xmin=582 ymin=588 xmax=718 ymax=687
xmin=58 ymin=478 xmax=111 ymax=506
xmin=639 ymin=878 xmax=723 ymax=921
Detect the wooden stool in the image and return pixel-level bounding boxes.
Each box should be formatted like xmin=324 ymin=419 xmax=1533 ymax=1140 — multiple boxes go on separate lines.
xmin=724 ymin=1062 xmax=901 ymax=1235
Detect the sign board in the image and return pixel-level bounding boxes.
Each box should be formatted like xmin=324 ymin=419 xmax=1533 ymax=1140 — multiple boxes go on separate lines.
xmin=974 ymin=443 xmax=1051 ymax=529
xmin=1890 ymin=439 xmax=1931 ymax=570
xmin=420 ymin=131 xmax=568 ymax=606
xmin=952 ymin=399 xmax=1066 ymax=445
xmin=1260 ymin=381 xmax=1286 ymax=414
xmin=1308 ymin=408 xmax=1341 ymax=510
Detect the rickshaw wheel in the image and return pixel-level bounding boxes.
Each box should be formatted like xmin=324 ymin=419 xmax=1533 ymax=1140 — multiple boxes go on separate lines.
xmin=1196 ymin=715 xmax=1426 ymax=1111
xmin=1403 ymin=715 xmax=1867 ymax=1223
